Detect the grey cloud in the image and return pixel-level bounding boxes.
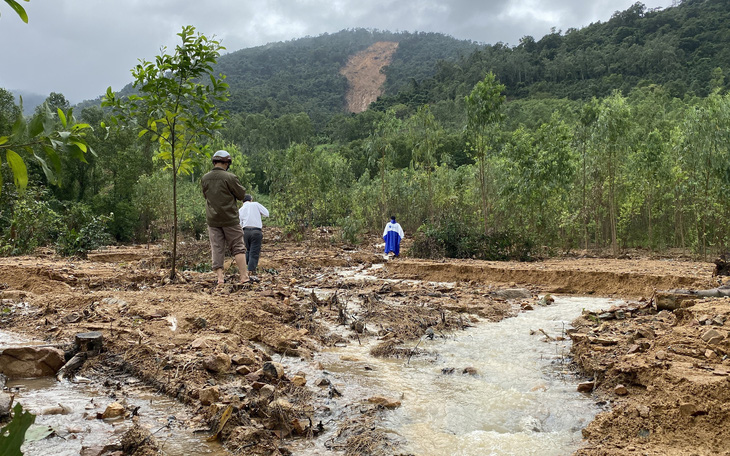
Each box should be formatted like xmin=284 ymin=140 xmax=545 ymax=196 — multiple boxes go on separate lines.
xmin=0 ymin=0 xmax=673 ymax=103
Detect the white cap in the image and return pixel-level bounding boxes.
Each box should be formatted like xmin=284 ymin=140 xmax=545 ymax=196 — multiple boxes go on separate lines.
xmin=212 ymin=150 xmax=231 ymax=162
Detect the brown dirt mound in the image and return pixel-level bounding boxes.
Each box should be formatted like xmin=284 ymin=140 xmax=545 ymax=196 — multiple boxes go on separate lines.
xmin=572 ymin=296 xmax=730 ymax=455
xmin=384 ymin=258 xmax=716 ymax=298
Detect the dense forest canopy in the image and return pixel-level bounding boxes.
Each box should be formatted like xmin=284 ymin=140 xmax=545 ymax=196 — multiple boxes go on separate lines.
xmin=2 ymin=0 xmax=730 ymax=264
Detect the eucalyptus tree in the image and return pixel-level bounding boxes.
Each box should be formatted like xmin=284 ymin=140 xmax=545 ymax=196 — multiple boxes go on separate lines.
xmin=364 ymin=108 xmax=401 ymax=220
xmin=593 ymin=91 xmax=632 ymax=255
xmin=624 ymin=85 xmax=674 ymax=249
xmin=408 ymin=104 xmax=442 ymax=221
xmin=678 ymin=93 xmax=730 ymax=258
xmin=103 ymin=25 xmax=229 ymax=279
xmin=576 ymin=99 xmax=600 ymax=250
xmin=465 ymin=72 xmax=505 ymax=235
xmin=502 ymin=114 xmax=575 ymax=246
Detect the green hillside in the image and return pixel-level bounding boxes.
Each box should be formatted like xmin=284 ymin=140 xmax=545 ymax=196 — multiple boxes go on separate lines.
xmin=374 ymin=0 xmax=730 ymax=110
xmin=214 ymin=29 xmax=478 ymax=125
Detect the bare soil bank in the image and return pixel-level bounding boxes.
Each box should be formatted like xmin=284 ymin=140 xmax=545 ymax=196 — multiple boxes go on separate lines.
xmin=0 ymin=234 xmax=724 ymax=455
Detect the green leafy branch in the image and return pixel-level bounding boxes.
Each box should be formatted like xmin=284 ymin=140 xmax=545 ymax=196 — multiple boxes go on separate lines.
xmin=2 ymin=0 xmax=29 ymax=23
xmin=0 ymin=101 xmax=94 ymax=196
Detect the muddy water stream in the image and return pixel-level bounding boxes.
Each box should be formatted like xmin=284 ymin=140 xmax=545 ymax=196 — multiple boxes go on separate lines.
xmin=291 ymin=295 xmax=616 ymax=456
xmin=1 ymin=339 xmax=227 ymax=456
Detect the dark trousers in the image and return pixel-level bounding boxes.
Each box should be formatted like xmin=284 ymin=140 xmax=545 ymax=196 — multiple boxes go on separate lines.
xmin=243 ymin=228 xmax=263 ymax=272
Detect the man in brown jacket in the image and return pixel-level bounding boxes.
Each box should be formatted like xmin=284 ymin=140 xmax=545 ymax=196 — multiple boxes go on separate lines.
xmin=201 ymin=150 xmax=250 ymax=284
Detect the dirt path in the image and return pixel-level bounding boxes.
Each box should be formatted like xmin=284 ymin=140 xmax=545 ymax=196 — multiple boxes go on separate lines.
xmin=0 ymin=237 xmax=725 ymax=455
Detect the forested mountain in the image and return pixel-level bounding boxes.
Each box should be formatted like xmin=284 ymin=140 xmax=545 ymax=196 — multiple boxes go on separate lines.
xmin=374 ymin=0 xmax=730 ymax=110
xmin=208 ymin=0 xmax=729 ymax=124
xmin=214 ymin=29 xmax=479 ymax=125
xmin=81 ymin=0 xmax=729 ymax=125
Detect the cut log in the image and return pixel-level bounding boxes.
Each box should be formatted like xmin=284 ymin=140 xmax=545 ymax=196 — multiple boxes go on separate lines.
xmin=74 ymin=331 xmax=103 ymax=355
xmin=56 ymin=352 xmax=87 ymax=380
xmin=656 ymin=286 xmax=730 ymax=311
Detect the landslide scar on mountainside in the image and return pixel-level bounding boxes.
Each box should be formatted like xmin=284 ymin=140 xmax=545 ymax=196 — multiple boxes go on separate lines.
xmin=341 ymin=41 xmax=399 ymax=113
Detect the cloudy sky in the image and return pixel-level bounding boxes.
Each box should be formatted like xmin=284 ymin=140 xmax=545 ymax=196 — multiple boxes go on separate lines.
xmin=1 ymin=0 xmax=675 ymax=103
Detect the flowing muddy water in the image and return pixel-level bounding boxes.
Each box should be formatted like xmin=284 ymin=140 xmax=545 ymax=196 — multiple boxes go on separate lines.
xmin=291 ymin=295 xmax=616 ymax=456
xmin=1 ymin=341 xmax=227 ymax=456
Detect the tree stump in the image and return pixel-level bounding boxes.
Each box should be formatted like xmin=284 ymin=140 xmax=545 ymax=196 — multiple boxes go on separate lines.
xmin=75 ymin=331 xmax=103 ymax=355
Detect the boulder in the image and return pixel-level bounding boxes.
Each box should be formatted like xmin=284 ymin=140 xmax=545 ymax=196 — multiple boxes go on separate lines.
xmin=0 ymin=392 xmax=12 ymax=418
xmin=231 ymin=349 xmax=257 ymax=365
xmin=577 ymin=381 xmax=594 ymax=393
xmin=614 ymin=384 xmax=628 ymax=396
xmin=292 ymin=375 xmax=307 ymax=387
xmin=367 ymin=396 xmax=401 ymax=409
xmin=199 ymin=387 xmax=220 ymax=406
xmin=101 ymin=402 xmax=125 ymax=419
xmin=203 ymin=353 xmax=231 ymax=373
xmin=0 ymin=347 xmax=65 ymax=379
xmin=262 ymin=361 xmax=285 ymax=380
xmin=701 ymin=328 xmax=725 ymax=345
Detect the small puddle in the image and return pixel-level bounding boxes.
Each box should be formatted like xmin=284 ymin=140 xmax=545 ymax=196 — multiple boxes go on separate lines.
xmin=290 ymin=296 xmax=615 ymax=456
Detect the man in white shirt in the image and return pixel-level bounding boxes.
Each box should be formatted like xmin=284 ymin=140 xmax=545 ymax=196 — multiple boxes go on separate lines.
xmin=238 ymin=194 xmax=270 ymax=281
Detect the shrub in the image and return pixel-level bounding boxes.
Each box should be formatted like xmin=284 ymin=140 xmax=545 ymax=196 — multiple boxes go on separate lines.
xmin=410 ymin=217 xmax=535 ymax=261
xmin=0 ymin=187 xmax=63 ymax=255
xmin=54 ymin=203 xmax=113 ymax=257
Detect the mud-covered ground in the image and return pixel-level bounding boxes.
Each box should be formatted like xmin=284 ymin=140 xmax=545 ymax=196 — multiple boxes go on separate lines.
xmin=0 ymin=230 xmax=725 ymax=455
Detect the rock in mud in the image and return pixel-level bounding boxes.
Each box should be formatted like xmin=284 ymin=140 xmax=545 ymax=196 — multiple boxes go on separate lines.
xmin=102 ymin=402 xmax=125 ymax=419
xmin=350 ymin=320 xmax=366 ymax=333
xmin=41 ymin=403 xmax=72 ymax=415
xmin=236 ymin=365 xmax=252 ymax=375
xmin=367 ymin=396 xmax=401 ymax=409
xmin=262 ymin=361 xmax=285 ymax=380
xmin=577 ymin=381 xmax=595 ymax=393
xmin=259 ymin=384 xmax=276 ymax=401
xmin=271 ymin=397 xmax=293 ymax=411
xmin=494 ymin=288 xmax=532 ymax=300
xmin=199 ymin=387 xmax=220 ymax=406
xmin=75 ymin=331 xmax=103 ymax=354
xmin=62 ymin=312 xmax=84 ymax=324
xmin=679 ymin=402 xmax=703 ymax=417
xmin=231 ymin=348 xmax=257 ymax=365
xmin=0 ymin=392 xmax=12 ymax=418
xmin=0 ymin=346 xmax=65 ymax=379
xmin=614 ymin=384 xmax=629 ymax=396
xmin=701 ymin=328 xmax=725 ymax=345
xmin=121 ymin=422 xmax=160 ymax=455
xmin=462 ymin=367 xmax=478 ymax=376
xmin=291 ymin=418 xmax=309 ymax=435
xmin=292 ymin=374 xmax=307 ymax=386
xmin=203 ymin=353 xmax=231 ymax=373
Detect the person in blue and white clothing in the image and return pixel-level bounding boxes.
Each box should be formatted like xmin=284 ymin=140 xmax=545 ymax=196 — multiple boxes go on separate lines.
xmin=383 ymin=216 xmax=405 ymax=257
